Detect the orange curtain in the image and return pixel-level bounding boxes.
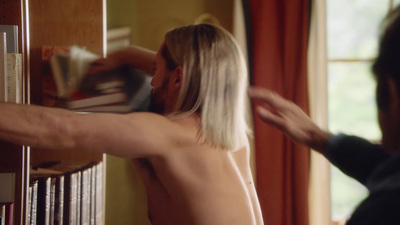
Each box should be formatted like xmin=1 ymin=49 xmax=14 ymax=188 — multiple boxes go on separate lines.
xmin=245 ymin=0 xmax=311 ymax=225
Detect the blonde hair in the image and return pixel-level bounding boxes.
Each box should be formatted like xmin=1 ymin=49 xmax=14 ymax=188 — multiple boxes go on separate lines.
xmin=163 ymin=24 xmax=250 ymax=151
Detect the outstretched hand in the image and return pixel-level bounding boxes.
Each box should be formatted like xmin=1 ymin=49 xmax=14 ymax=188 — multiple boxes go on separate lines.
xmin=87 ymin=46 xmax=156 ymax=76
xmin=248 ymin=86 xmax=332 ymax=154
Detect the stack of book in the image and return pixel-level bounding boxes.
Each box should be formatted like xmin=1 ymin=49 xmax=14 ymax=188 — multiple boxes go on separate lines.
xmin=28 ymin=162 xmax=103 ymax=225
xmin=0 ymin=25 xmax=23 ymax=104
xmin=67 ymin=65 xmax=151 ymax=113
xmin=44 ymin=45 xmax=151 ymax=113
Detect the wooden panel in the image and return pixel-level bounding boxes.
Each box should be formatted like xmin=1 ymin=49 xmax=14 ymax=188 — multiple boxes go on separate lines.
xmin=30 ymin=148 xmax=103 ymax=167
xmin=29 ymin=0 xmax=105 ymax=105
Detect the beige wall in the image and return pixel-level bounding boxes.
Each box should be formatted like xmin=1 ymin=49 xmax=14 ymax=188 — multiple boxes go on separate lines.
xmin=107 ymin=0 xmax=233 ymax=50
xmin=105 ymin=1 xmax=233 ymax=224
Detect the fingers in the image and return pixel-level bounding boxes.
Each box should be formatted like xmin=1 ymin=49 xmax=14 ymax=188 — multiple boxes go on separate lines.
xmin=248 ymin=86 xmax=286 ymax=111
xmin=248 ymin=86 xmax=293 ymax=130
xmin=256 ymin=106 xmax=286 ymax=130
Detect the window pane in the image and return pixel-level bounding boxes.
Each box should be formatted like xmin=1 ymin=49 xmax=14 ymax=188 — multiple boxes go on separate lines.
xmin=328 ymin=62 xmax=381 ymax=140
xmin=327 ymin=0 xmax=390 ymax=60
xmin=331 ymin=166 xmax=368 ymax=220
xmin=328 ymin=61 xmax=380 ymax=220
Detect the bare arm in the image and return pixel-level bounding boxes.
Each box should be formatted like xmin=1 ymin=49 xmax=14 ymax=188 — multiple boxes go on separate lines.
xmin=0 ymin=103 xmax=174 ymax=158
xmin=88 ymin=45 xmax=156 ymax=75
xmin=248 ymin=87 xmax=332 ymax=154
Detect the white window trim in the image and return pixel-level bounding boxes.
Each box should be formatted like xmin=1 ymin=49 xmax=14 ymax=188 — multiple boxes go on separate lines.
xmin=308 ymin=0 xmax=332 ymax=224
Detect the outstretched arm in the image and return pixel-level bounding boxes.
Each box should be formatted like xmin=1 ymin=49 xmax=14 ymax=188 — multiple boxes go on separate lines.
xmin=88 ymin=45 xmax=156 ymax=75
xmin=248 ymin=86 xmax=332 ymax=154
xmin=0 ymin=102 xmax=174 ymax=158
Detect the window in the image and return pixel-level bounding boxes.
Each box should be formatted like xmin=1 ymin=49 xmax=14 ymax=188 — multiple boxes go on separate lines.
xmin=326 ymin=0 xmax=399 ymax=223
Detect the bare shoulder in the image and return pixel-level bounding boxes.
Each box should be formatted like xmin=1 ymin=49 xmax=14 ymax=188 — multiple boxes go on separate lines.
xmin=124 ymin=112 xmax=200 ymax=153
xmin=123 ymin=112 xmax=200 ymax=140
xmin=73 ymin=112 xmax=196 ymax=159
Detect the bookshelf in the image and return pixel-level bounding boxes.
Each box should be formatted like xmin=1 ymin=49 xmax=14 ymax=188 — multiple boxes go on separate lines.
xmin=0 ymin=0 xmax=106 ymax=224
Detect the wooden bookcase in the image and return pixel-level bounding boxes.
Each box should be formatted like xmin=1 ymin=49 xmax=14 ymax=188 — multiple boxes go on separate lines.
xmin=0 ymin=0 xmax=106 ymax=224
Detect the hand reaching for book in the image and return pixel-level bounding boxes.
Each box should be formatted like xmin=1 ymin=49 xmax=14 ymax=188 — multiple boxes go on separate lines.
xmin=87 ymin=56 xmax=122 ymax=75
xmin=88 ymin=46 xmax=156 ymax=76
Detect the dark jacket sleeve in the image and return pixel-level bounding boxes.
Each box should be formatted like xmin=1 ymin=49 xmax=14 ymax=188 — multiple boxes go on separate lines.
xmin=346 ymin=189 xmax=400 ymax=225
xmin=324 ymin=134 xmax=390 ymax=185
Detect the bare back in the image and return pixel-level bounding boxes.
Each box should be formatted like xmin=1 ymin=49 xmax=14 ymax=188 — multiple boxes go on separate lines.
xmin=0 ymin=101 xmax=263 ymax=225
xmin=132 ymin=115 xmax=263 ymax=225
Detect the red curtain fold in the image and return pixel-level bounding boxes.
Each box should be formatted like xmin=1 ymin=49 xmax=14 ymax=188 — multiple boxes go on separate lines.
xmin=247 ymin=0 xmax=311 ymax=225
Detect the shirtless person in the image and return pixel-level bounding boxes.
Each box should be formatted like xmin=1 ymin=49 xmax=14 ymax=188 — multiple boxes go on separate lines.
xmin=1 ymin=24 xmax=263 ymax=225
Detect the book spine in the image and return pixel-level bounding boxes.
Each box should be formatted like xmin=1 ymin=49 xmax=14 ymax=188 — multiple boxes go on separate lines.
xmin=45 ymin=178 xmax=51 ymax=225
xmin=76 ymin=171 xmax=81 ymax=225
xmin=6 ymin=53 xmax=23 ymax=103
xmin=0 ymin=32 xmax=7 ymax=102
xmin=49 ymin=178 xmax=56 ymax=225
xmin=95 ymin=162 xmax=103 ymax=225
xmin=0 ymin=25 xmax=18 ymax=53
xmin=55 ymin=176 xmax=64 ymax=225
xmin=36 ymin=177 xmax=51 ymax=225
xmin=80 ymin=169 xmax=89 ymax=225
xmin=27 ymin=186 xmax=32 ymax=225
xmin=28 ymin=163 xmax=104 ymax=225
xmin=90 ymin=167 xmax=96 ymax=225
xmin=0 ymin=204 xmax=4 ymax=225
xmin=0 ymin=203 xmax=14 ymax=225
xmin=4 ymin=203 xmax=13 ymax=225
xmin=31 ymin=180 xmax=38 ymax=225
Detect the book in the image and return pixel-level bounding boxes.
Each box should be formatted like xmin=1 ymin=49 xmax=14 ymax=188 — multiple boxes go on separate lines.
xmin=63 ymin=172 xmax=77 ymax=225
xmin=37 ymin=177 xmax=51 ymax=225
xmin=48 ymin=45 xmax=152 ymax=113
xmin=67 ymin=91 xmax=128 ymax=110
xmin=107 ymin=26 xmax=131 ymax=41
xmin=30 ymin=162 xmax=103 ymax=225
xmin=68 ymin=46 xmax=100 ymax=94
xmin=49 ymin=178 xmax=56 ymax=225
xmin=107 ymin=26 xmax=131 ymax=54
xmin=27 ymin=186 xmax=32 ymax=225
xmin=80 ymin=168 xmax=90 ymax=225
xmin=48 ymin=45 xmax=99 ymax=99
xmin=0 ymin=203 xmax=13 ymax=225
xmin=95 ymin=162 xmax=103 ymax=225
xmin=54 ymin=176 xmax=64 ymax=225
xmin=75 ymin=171 xmax=82 ymax=225
xmin=50 ymin=52 xmax=70 ymax=98
xmin=31 ymin=180 xmax=38 ymax=225
xmin=68 ymin=67 xmax=151 ymax=113
xmin=0 ymin=204 xmax=4 ymax=225
xmin=0 ymin=25 xmax=18 ymax=53
xmin=5 ymin=53 xmax=23 ymax=103
xmin=107 ymin=38 xmax=130 ymax=54
xmin=0 ymin=32 xmax=7 ymax=102
xmin=90 ymin=167 xmax=96 ymax=225
xmin=0 ymin=173 xmax=15 ymax=203
xmin=41 ymin=45 xmax=71 ymax=106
